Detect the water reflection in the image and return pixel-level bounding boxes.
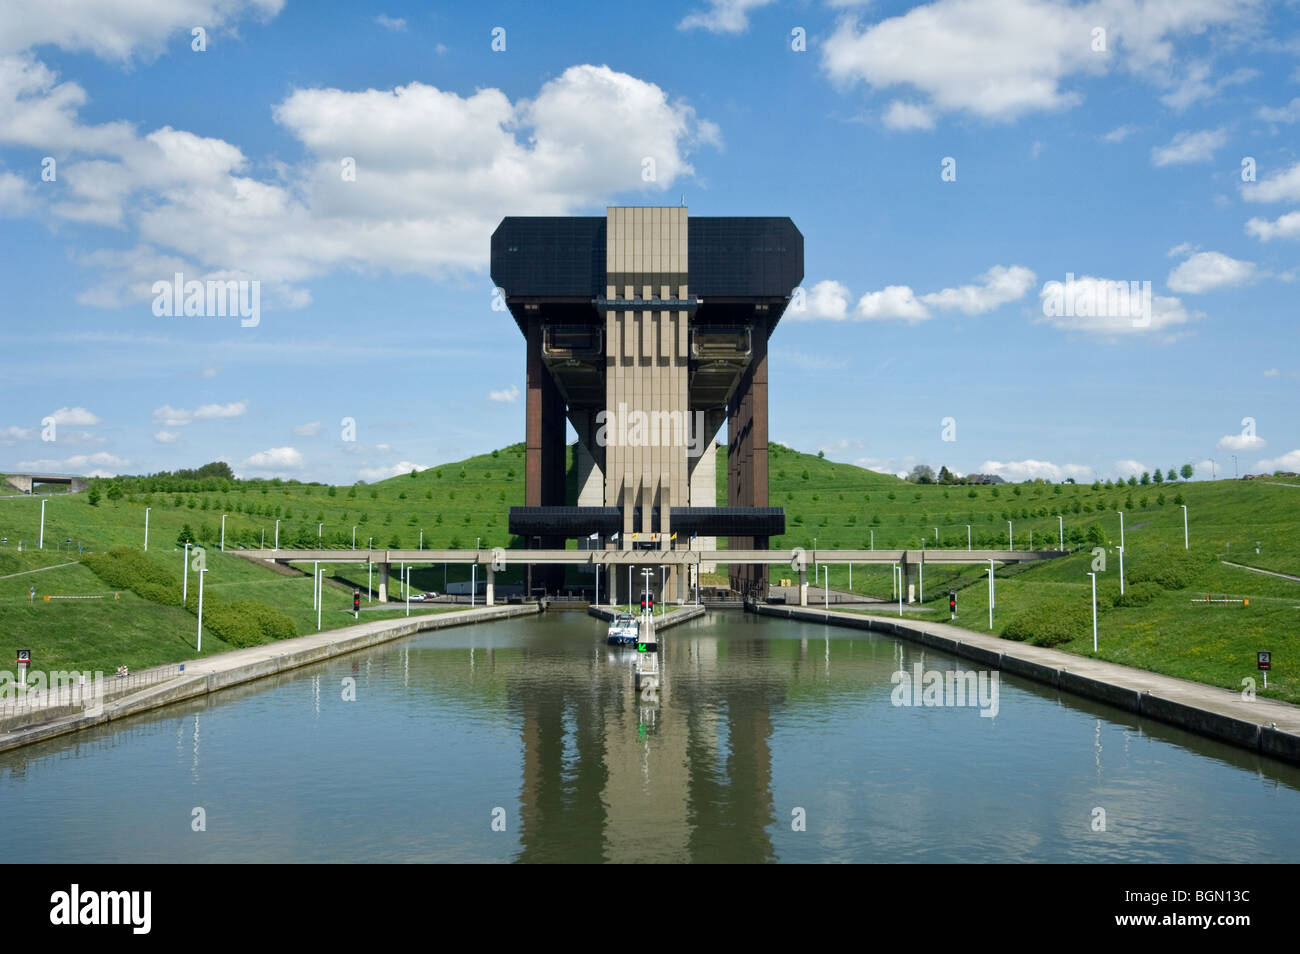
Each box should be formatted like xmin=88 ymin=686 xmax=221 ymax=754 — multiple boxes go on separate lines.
xmin=0 ymin=612 xmax=1298 ymax=863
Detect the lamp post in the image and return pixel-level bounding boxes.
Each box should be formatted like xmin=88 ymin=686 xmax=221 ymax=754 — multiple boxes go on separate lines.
xmin=895 ymin=564 xmax=902 ymax=617
xmin=641 ymin=568 xmax=654 ymax=627
xmin=39 ymin=499 xmax=45 ymax=550
xmin=1117 ymin=545 xmax=1125 ymax=596
xmin=367 ymin=560 xmax=372 ymax=603
xmin=1117 ymin=510 xmax=1124 ymax=550
xmin=814 ymin=536 xmax=818 ymax=580
xmin=352 ymin=526 xmax=356 ymax=550
xmin=661 ymin=566 xmax=667 ymax=614
xmin=405 ymin=567 xmax=412 ymax=617
xmin=471 ymin=562 xmax=477 ymax=607
xmin=183 ymin=542 xmax=191 ymax=602
xmin=419 ymin=530 xmax=423 ymax=550
xmin=274 ymin=518 xmax=280 ymax=550
xmin=823 ymin=565 xmax=829 ymax=609
xmin=220 ymin=513 xmax=227 ymax=552
xmin=934 ymin=527 xmax=939 ymax=544
xmin=1058 ymin=515 xmax=1063 ymax=551
xmin=144 ymin=507 xmax=150 ymax=551
xmin=1008 ymin=520 xmax=1013 ymax=551
xmin=869 ymin=530 xmax=874 ymax=550
xmin=317 ymin=568 xmax=325 ymax=631
xmin=313 ymin=560 xmax=319 ymax=609
xmin=1181 ymin=504 xmax=1188 ymax=549
xmin=967 ymin=525 xmax=971 ymax=551
xmin=988 ymin=559 xmax=995 ymax=630
xmin=318 ymin=522 xmax=322 ymax=541
xmin=1088 ymin=571 xmax=1097 ymax=652
xmin=197 ymin=567 xmax=208 ymax=651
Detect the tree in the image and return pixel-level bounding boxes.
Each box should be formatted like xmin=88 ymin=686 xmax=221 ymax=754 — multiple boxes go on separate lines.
xmin=1140 ymin=471 xmax=1150 ymax=485
xmin=177 ymin=524 xmax=196 ymax=546
xmin=908 ymin=464 xmax=936 ymax=484
xmin=1152 ymin=469 xmax=1164 ymax=484
xmin=938 ymin=465 xmax=954 ymax=484
xmin=1166 ymin=469 xmax=1176 ymax=482
xmin=1179 ymin=464 xmax=1194 ymax=481
xmin=106 ymin=481 xmax=124 ymax=502
xmin=87 ymin=485 xmax=101 ymax=506
xmin=1086 ymin=522 xmax=1106 ymax=546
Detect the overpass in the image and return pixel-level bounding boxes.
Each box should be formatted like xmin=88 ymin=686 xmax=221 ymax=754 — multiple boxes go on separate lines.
xmin=227 ymin=546 xmax=1066 ymax=607
xmin=4 ymin=472 xmax=89 ymax=494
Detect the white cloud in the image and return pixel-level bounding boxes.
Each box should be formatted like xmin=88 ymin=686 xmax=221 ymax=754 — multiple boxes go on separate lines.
xmin=856 ymin=285 xmax=930 ymax=322
xmin=980 ymin=459 xmax=1093 ymax=482
xmin=241 ymin=446 xmax=304 ymax=471
xmin=1240 ymin=160 xmax=1300 ymax=203
xmin=0 ymin=170 xmax=36 ymax=216
xmin=154 ymin=430 xmax=179 ymax=443
xmin=0 ymin=58 xmax=718 ymax=308
xmin=193 ymin=400 xmax=247 ymax=419
xmin=882 ymin=100 xmax=935 ymax=130
xmin=787 ymin=279 xmax=851 ymax=320
xmin=1166 ymin=251 xmax=1258 ymax=293
xmin=15 ymin=451 xmax=130 ymax=475
xmin=821 ymin=0 xmax=1253 ymax=126
xmin=201 ymin=366 xmax=219 ymax=378
xmin=1160 ymin=63 xmax=1255 ymax=110
xmin=1102 ymin=124 xmax=1139 ymax=143
xmin=0 ymin=0 xmax=285 ymax=61
xmin=1166 ymin=241 xmax=1197 ymax=258
xmin=678 ymin=0 xmax=776 ymax=33
xmin=374 ymin=14 xmax=407 ymax=32
xmin=1113 ymin=459 xmax=1149 ymax=479
xmin=918 ymin=264 xmax=1036 ymax=314
xmin=488 ymin=385 xmax=520 ymax=403
xmin=151 ymin=404 xmax=191 ymax=426
xmin=1217 ymin=432 xmax=1266 ymax=451
xmin=1037 ymin=275 xmax=1200 ymax=339
xmin=293 ymin=421 xmax=322 ymax=436
xmin=0 ymin=425 xmax=35 ymax=442
xmin=1245 ymin=211 xmax=1300 ymax=241
xmin=1257 ymin=98 xmax=1300 ymax=123
xmin=776 ymin=350 xmax=849 ymax=372
xmin=48 ymin=406 xmax=100 ymax=426
xmin=358 ymin=461 xmax=427 ymax=481
xmin=1257 ymin=449 xmax=1300 ymax=472
xmin=1263 ymin=368 xmax=1279 ymax=377
xmin=1150 ymin=128 xmax=1226 ymax=166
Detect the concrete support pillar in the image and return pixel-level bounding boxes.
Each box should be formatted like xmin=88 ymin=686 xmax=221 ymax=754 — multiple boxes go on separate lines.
xmin=378 ymin=562 xmax=389 ymax=603
xmin=486 ymin=565 xmax=495 ymax=607
xmin=903 ymin=559 xmax=915 ymax=604
xmin=799 ymin=566 xmax=808 ymax=607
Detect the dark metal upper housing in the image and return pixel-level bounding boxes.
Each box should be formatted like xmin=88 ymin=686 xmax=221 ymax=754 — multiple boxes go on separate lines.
xmin=490 ymin=216 xmax=803 ymax=317
xmin=508 ymin=506 xmax=785 ymax=539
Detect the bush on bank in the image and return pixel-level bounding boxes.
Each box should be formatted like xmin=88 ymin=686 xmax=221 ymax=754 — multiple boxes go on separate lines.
xmin=1000 ymin=602 xmax=1092 ymax=647
xmin=83 ymin=546 xmax=297 ymax=648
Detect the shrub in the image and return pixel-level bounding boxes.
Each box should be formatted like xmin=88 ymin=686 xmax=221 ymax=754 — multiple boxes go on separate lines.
xmin=229 ymin=599 xmax=297 ymax=641
xmin=1114 ymin=581 xmax=1162 ymax=607
xmin=1126 ymin=549 xmax=1209 ymax=590
xmin=1001 ymin=602 xmax=1090 ymax=647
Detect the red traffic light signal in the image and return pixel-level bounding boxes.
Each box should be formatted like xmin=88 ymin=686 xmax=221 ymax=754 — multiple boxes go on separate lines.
xmin=353 ymin=591 xmax=361 ymax=610
xmin=948 ymin=590 xmax=957 ymax=610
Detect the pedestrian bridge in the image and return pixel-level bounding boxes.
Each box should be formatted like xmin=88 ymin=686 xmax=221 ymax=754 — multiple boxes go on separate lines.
xmin=227 ymin=546 xmax=1066 ymax=606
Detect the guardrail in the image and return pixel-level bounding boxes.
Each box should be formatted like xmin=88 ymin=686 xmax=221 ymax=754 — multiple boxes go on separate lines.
xmin=0 ymin=663 xmax=185 ymax=717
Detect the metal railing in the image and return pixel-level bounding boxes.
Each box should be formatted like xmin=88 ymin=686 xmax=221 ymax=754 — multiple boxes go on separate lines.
xmin=0 ymin=663 xmax=185 ymax=718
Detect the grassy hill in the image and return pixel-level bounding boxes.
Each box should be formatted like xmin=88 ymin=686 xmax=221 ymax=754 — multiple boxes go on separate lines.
xmin=1 ymin=445 xmax=1297 ymax=700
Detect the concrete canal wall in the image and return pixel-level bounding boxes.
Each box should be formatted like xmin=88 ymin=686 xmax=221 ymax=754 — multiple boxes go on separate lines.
xmin=755 ymin=603 xmax=1300 ymax=767
xmin=0 ymin=602 xmax=540 ymax=755
xmin=587 ymin=603 xmax=707 ymax=633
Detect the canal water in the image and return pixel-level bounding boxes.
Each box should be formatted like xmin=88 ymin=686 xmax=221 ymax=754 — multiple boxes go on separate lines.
xmin=2 ymin=612 xmax=1297 ymax=863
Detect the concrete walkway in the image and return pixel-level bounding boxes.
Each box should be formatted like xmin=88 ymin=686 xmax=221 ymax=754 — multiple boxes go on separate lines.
xmin=588 ymin=603 xmax=706 ymax=633
xmin=0 ymin=602 xmax=540 ymax=754
xmin=1221 ymin=560 xmax=1300 ymax=584
xmin=756 ymin=603 xmax=1300 ymax=766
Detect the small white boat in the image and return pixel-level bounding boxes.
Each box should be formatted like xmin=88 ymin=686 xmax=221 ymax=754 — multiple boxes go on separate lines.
xmin=606 ymin=612 xmax=640 ymax=646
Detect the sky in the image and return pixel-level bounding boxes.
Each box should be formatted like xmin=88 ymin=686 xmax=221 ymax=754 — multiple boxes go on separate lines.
xmin=1 ymin=0 xmax=1297 ymax=485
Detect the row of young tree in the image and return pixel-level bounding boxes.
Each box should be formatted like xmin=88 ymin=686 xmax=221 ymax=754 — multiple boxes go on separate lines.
xmin=907 ymin=464 xmax=1197 ymax=485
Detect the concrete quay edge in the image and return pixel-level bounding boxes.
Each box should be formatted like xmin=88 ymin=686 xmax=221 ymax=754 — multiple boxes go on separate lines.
xmin=0 ymin=603 xmax=540 ymax=755
xmin=754 ymin=603 xmax=1300 ymax=767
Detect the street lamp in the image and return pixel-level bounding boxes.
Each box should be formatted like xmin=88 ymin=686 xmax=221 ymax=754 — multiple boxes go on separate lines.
xmin=1117 ymin=510 xmax=1124 ymax=550
xmin=1181 ymin=504 xmax=1188 ymax=549
xmin=317 ymin=567 xmax=325 ymax=631
xmin=823 ymin=565 xmax=829 ymax=609
xmin=1058 ymin=515 xmax=1063 ymax=551
xmin=1117 ymin=545 xmax=1125 ymax=596
xmin=967 ymin=525 xmax=971 ymax=551
xmin=183 ymin=542 xmax=191 ymax=602
xmin=220 ymin=514 xmax=227 ymax=552
xmin=352 ymin=526 xmax=356 ymax=550
xmin=318 ymin=522 xmax=322 ymax=541
xmin=405 ymin=566 xmax=412 ymax=617
xmin=275 ymin=518 xmax=280 ymax=550
xmin=869 ymin=530 xmax=874 ymax=550
xmin=987 ymin=559 xmax=995 ymax=630
xmin=1087 ymin=571 xmax=1097 ymax=652
xmin=144 ymin=507 xmax=151 ymax=551
xmin=39 ymin=499 xmax=45 ymax=549
xmin=471 ymin=560 xmax=477 ymax=607
xmin=419 ymin=529 xmax=423 ymax=550
xmin=1007 ymin=520 xmax=1013 ymax=551
xmin=814 ymin=536 xmax=818 ymax=579
xmin=934 ymin=527 xmax=939 ymax=544
xmin=197 ymin=567 xmax=209 ymax=651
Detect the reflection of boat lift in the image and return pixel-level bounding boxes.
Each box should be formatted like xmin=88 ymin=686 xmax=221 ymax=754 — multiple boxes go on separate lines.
xmin=633 ymin=614 xmax=660 ymax=696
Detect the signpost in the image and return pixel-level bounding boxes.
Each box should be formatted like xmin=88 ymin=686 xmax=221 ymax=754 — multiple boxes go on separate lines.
xmin=17 ymin=649 xmax=31 ymax=687
xmin=949 ymin=590 xmax=956 ymax=620
xmin=353 ymin=591 xmax=360 ymax=620
xmin=1258 ymin=651 xmax=1271 ymax=690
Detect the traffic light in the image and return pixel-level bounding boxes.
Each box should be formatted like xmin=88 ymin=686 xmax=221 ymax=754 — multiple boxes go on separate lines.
xmin=353 ymin=591 xmax=361 ymax=616
xmin=949 ymin=590 xmax=957 ymax=615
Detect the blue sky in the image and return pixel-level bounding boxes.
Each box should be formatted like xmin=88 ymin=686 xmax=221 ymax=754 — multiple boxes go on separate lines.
xmin=1 ymin=0 xmax=1297 ymax=484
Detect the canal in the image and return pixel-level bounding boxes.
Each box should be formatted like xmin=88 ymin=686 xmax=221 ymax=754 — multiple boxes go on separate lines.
xmin=2 ymin=612 xmax=1297 ymax=863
